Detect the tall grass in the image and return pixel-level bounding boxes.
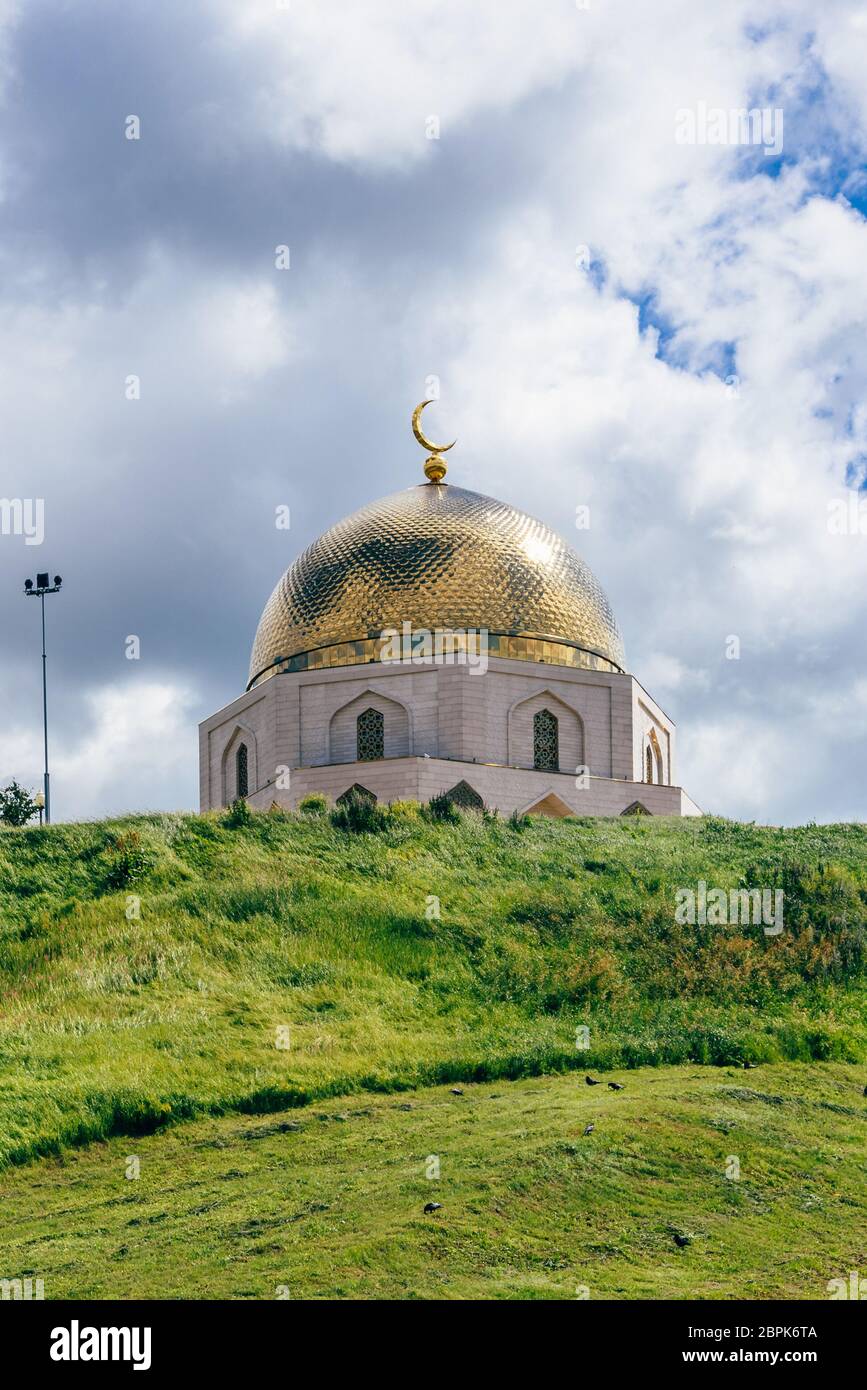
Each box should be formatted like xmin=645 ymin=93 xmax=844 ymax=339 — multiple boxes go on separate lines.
xmin=0 ymin=807 xmax=865 ymax=1165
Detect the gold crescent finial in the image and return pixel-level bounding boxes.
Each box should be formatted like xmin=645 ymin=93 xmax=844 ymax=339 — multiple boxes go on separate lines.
xmin=412 ymin=400 xmax=455 ymax=483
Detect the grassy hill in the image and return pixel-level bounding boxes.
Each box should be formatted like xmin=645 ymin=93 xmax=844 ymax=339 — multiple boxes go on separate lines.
xmin=0 ymin=805 xmax=865 ymax=1175
xmin=2 ymin=1064 xmax=864 ymax=1300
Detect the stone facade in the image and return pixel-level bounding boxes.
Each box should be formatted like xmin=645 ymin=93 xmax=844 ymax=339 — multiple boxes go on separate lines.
xmin=199 ymin=654 xmax=700 ymax=817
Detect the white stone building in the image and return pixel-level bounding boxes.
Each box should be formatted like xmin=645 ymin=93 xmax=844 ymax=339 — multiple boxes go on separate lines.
xmin=199 ymin=411 xmax=700 ymax=819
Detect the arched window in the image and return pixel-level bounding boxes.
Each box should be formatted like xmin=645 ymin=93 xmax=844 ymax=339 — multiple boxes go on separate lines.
xmin=236 ymin=742 xmax=249 ymax=798
xmin=357 ymin=707 xmax=384 ymax=761
xmin=645 ymin=744 xmax=654 ymax=784
xmin=533 ymin=709 xmax=559 ymax=771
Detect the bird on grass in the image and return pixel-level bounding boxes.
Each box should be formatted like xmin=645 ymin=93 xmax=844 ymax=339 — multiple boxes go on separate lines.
xmin=608 ymin=1081 xmax=625 ymax=1091
xmin=743 ymin=1060 xmax=757 ymax=1070
xmin=423 ymin=1202 xmax=443 ymax=1214
xmin=585 ymin=1075 xmax=602 ymax=1086
xmin=450 ymin=1087 xmax=464 ymax=1095
xmin=673 ymin=1233 xmax=692 ymax=1248
xmin=583 ymin=1123 xmax=595 ymax=1136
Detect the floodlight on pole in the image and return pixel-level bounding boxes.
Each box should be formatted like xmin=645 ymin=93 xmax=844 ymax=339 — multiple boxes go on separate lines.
xmin=23 ymin=573 xmax=63 ymax=825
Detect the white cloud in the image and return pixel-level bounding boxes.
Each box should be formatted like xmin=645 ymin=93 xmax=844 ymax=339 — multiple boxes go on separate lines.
xmin=0 ymin=254 xmax=302 ymax=516
xmin=638 ymin=654 xmax=711 ymax=698
xmin=0 ymin=680 xmax=199 ymax=822
xmin=214 ymin=0 xmax=867 ymax=178
xmin=679 ymin=714 xmax=793 ymax=821
xmin=223 ymin=0 xmax=589 ymax=167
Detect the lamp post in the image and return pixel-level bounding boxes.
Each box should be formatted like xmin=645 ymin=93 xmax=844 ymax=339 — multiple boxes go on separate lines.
xmin=23 ymin=573 xmax=62 ymax=825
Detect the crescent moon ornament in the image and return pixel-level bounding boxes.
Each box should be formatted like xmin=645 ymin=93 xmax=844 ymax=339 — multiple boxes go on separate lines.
xmin=412 ymin=400 xmax=456 ymax=483
xmin=412 ymin=400 xmax=456 ymax=454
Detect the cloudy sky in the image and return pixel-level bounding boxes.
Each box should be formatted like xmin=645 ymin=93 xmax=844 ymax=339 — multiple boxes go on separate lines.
xmin=1 ymin=0 xmax=866 ymax=825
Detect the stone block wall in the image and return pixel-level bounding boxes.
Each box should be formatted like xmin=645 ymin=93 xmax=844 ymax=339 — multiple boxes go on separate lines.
xmin=198 ymin=655 xmax=686 ymax=814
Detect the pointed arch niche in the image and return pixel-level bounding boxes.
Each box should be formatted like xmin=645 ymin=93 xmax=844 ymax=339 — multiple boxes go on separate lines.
xmin=221 ymin=723 xmax=259 ymax=805
xmin=507 ymin=689 xmax=584 ymax=773
xmin=643 ymin=727 xmax=666 ymax=785
xmin=328 ymin=689 xmax=411 ymax=764
xmin=519 ymin=790 xmax=574 ymax=818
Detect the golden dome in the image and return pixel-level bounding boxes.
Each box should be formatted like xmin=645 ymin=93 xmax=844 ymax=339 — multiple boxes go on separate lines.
xmin=248 ymin=480 xmax=625 ymax=688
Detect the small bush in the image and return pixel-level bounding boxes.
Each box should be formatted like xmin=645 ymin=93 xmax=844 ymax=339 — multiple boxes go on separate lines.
xmin=103 ymin=832 xmax=153 ymax=889
xmin=0 ymin=780 xmax=39 ymax=828
xmin=330 ymin=789 xmax=388 ymax=834
xmin=298 ymin=793 xmax=328 ymax=817
xmin=387 ymin=799 xmax=421 ymax=823
xmin=225 ymin=798 xmax=253 ymax=829
xmin=508 ymin=809 xmax=531 ymax=832
xmin=426 ymin=793 xmax=461 ymax=823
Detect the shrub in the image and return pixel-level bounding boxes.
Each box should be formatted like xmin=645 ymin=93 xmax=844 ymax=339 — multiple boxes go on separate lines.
xmin=225 ymin=797 xmax=253 ymax=829
xmin=330 ymin=789 xmax=388 ymax=833
xmin=425 ymin=793 xmax=461 ymax=823
xmin=298 ymin=793 xmax=328 ymax=817
xmin=388 ymin=799 xmax=421 ymax=823
xmin=0 ymin=780 xmax=39 ymax=828
xmin=508 ymin=809 xmax=531 ymax=831
xmin=103 ymin=832 xmax=152 ymax=889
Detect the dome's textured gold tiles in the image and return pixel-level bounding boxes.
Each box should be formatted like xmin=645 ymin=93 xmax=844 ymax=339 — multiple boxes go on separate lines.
xmin=248 ymin=482 xmax=626 ymax=688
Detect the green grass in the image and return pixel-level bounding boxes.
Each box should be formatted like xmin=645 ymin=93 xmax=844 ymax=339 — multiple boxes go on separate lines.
xmin=1 ymin=1064 xmax=864 ymax=1299
xmin=0 ymin=807 xmax=865 ymax=1174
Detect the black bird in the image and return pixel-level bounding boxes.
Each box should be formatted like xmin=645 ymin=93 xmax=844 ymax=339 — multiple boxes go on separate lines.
xmin=450 ymin=1087 xmax=464 ymax=1095
xmin=743 ymin=1060 xmax=756 ymax=1070
xmin=863 ymin=1084 xmax=867 ymax=1097
xmin=423 ymin=1202 xmax=442 ymax=1214
xmin=673 ymin=1233 xmax=692 ymax=1248
xmin=608 ymin=1081 xmax=625 ymax=1091
xmin=585 ymin=1075 xmax=602 ymax=1086
xmin=583 ymin=1123 xmax=595 ymax=1136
